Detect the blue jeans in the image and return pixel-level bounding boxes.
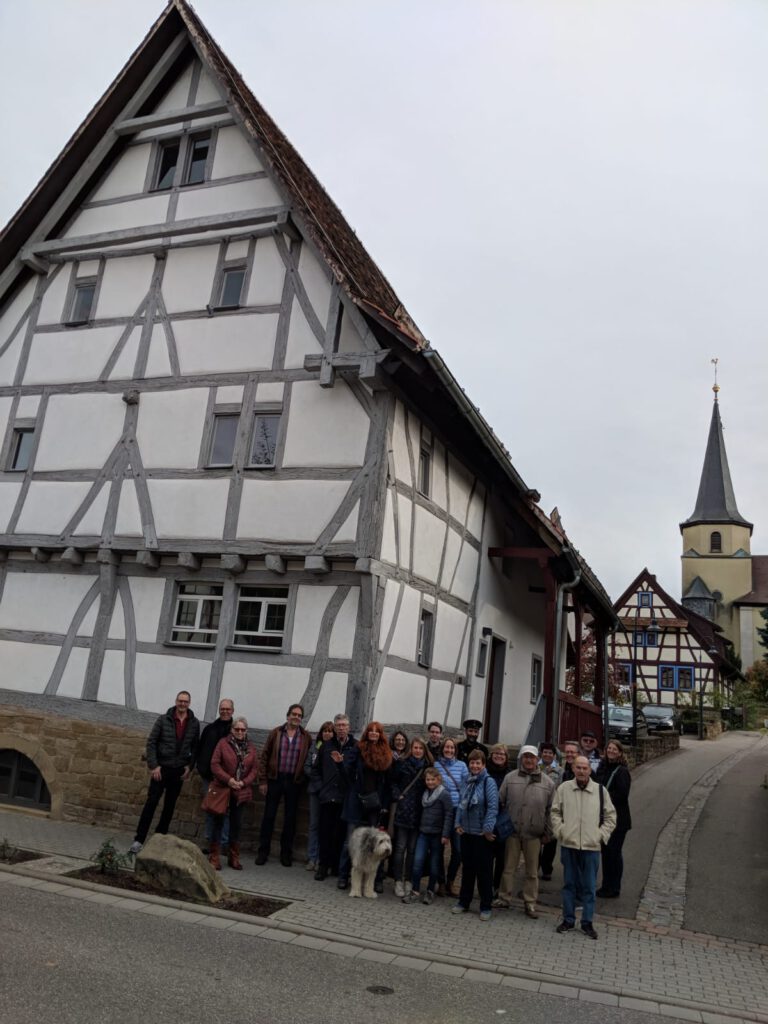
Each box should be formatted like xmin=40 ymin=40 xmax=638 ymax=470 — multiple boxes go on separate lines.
xmin=411 ymin=833 xmax=443 ymax=894
xmin=561 ymin=847 xmax=600 ymax=925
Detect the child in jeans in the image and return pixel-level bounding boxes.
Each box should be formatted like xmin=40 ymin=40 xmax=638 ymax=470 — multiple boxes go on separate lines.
xmin=402 ymin=766 xmax=454 ymax=905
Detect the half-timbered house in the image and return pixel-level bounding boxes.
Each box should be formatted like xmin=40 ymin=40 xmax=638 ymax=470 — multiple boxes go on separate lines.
xmin=0 ymin=1 xmax=615 ymax=826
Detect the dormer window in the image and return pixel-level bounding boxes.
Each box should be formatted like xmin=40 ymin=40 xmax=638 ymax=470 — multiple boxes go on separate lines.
xmin=185 ymin=133 xmax=210 ymax=185
xmin=155 ymin=140 xmax=180 ymax=190
xmin=710 ymin=531 xmax=722 ymax=553
xmin=152 ymin=132 xmax=212 ymax=191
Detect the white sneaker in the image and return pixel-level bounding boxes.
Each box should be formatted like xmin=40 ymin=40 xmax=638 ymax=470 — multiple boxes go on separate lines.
xmin=129 ymin=841 xmax=143 ymax=855
xmin=394 ymin=880 xmax=406 ymax=898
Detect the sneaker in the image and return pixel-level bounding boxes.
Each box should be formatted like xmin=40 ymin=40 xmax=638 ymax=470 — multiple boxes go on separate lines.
xmin=556 ymin=920 xmax=575 ymax=933
xmin=479 ymin=910 xmax=492 ymax=922
xmin=422 ymin=890 xmax=434 ymax=906
xmin=402 ymin=891 xmax=420 ymax=904
xmin=129 ymin=841 xmax=143 ymax=855
xmin=254 ymin=852 xmax=268 ymax=866
xmin=524 ymin=904 xmax=539 ymax=919
xmin=374 ymin=878 xmax=384 ymax=894
xmin=451 ymin=903 xmax=468 ymax=915
xmin=305 ymin=860 xmax=316 ymax=872
xmin=581 ymin=923 xmax=598 ymax=940
xmin=394 ymin=880 xmax=406 ymax=898
xmin=337 ymin=877 xmax=349 ymax=890
xmin=492 ymin=897 xmax=510 ymax=909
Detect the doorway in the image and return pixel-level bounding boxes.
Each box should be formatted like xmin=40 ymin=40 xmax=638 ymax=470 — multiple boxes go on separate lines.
xmin=483 ymin=636 xmax=507 ymax=744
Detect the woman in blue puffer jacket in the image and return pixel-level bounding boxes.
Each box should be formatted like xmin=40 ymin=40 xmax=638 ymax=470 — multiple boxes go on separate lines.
xmin=435 ymin=736 xmax=469 ymax=896
xmin=453 ymin=748 xmax=498 ymax=920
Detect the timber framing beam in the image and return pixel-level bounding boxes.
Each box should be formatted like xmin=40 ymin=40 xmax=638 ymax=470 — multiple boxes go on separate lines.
xmin=114 ymin=101 xmax=229 ymax=135
xmin=21 ymin=207 xmax=289 ymax=260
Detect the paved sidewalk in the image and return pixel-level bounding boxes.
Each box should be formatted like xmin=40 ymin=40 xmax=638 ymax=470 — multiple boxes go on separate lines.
xmin=1 ymin=806 xmax=766 ymax=1024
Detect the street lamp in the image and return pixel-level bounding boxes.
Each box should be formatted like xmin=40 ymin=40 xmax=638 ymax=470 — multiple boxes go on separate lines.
xmin=632 ymin=615 xmax=660 ymax=746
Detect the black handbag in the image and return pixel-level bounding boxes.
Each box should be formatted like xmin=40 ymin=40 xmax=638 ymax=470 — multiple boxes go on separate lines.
xmin=360 ymin=790 xmax=382 ymax=813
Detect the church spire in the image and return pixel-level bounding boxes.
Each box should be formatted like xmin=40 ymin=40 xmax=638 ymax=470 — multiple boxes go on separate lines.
xmin=682 ymin=378 xmax=752 ymax=531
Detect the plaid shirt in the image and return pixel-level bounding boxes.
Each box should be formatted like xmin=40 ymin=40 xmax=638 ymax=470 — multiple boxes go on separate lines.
xmin=278 ymin=726 xmax=301 ymax=775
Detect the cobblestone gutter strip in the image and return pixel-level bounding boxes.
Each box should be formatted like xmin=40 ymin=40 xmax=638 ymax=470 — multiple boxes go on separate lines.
xmin=637 ymin=737 xmax=766 ymax=929
xmin=2 ymin=863 xmax=766 ymax=1024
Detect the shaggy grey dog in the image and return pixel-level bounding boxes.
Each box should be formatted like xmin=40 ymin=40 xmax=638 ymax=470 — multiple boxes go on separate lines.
xmin=348 ymin=826 xmax=392 ymax=898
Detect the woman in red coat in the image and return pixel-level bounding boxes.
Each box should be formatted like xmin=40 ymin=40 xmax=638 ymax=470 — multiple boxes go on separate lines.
xmin=210 ymin=717 xmax=259 ymax=870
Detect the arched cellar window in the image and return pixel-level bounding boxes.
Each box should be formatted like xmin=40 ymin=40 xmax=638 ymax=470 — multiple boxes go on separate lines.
xmin=0 ymin=750 xmax=51 ymax=810
xmin=710 ymin=531 xmax=722 ymax=553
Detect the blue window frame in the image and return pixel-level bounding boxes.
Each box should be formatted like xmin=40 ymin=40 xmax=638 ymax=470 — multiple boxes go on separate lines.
xmin=637 ymin=592 xmax=652 ymax=608
xmin=633 ymin=630 xmax=659 ymax=648
xmin=618 ymin=663 xmax=634 ymax=686
xmin=658 ymin=665 xmax=694 ymax=691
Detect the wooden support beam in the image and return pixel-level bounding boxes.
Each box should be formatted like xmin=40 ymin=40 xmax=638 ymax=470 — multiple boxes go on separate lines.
xmin=97 ymin=549 xmax=120 ymax=565
xmin=136 ymin=549 xmax=160 ymax=570
xmin=303 ymin=350 xmax=389 ymax=387
xmin=23 ymin=208 xmax=288 ymax=260
xmin=304 ymin=555 xmax=330 ymax=574
xmin=114 ymin=101 xmax=229 ymax=136
xmin=221 ymin=554 xmax=247 ymax=574
xmin=0 ymin=550 xmax=7 ymax=563
xmin=21 ymin=254 xmax=50 ymax=276
xmin=30 ymin=547 xmax=51 ymax=562
xmin=177 ymin=552 xmax=201 ymax=571
xmin=60 ymin=547 xmax=84 ymax=565
xmin=264 ymin=554 xmax=286 ymax=575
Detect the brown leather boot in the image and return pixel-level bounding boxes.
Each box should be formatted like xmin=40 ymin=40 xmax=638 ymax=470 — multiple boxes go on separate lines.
xmin=208 ymin=841 xmax=221 ymax=871
xmin=228 ymin=842 xmax=242 ymax=870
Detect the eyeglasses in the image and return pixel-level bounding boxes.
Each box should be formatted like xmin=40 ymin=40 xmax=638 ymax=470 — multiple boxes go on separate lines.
xmin=232 ymin=727 xmax=247 ymax=733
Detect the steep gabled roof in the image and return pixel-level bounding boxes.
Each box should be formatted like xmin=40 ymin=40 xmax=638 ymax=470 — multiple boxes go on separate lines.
xmin=681 ymin=398 xmax=752 ymax=532
xmin=682 ymin=576 xmax=715 ymax=601
xmin=734 ymin=555 xmax=768 ymax=606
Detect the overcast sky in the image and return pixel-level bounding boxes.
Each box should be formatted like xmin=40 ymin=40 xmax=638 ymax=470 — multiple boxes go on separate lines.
xmin=1 ymin=0 xmax=766 ymax=603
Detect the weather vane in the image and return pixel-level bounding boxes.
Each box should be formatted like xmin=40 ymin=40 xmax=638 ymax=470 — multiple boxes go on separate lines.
xmin=711 ymin=357 xmax=719 ymax=400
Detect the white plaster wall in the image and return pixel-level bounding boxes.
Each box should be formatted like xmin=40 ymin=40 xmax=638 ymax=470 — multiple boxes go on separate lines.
xmin=0 ymin=640 xmax=60 ymax=694
xmin=439 ymin=527 xmax=462 ymax=592
xmin=216 ymin=385 xmax=244 ymax=404
xmin=432 ymin=600 xmax=470 ymax=675
xmin=162 ymin=245 xmax=219 ymax=313
xmin=467 ymin=485 xmax=485 ymax=541
xmin=306 ymin=671 xmax=349 ymax=732
xmin=282 ymin=381 xmax=369 ymax=468
xmin=297 ymin=245 xmax=331 ymax=328
xmin=254 ymin=382 xmax=283 ymax=404
xmin=78 ymin=598 xmax=100 ymax=637
xmin=211 ymin=125 xmax=265 ymax=178
xmin=412 ymin=505 xmax=446 ymax=584
xmin=226 ymin=240 xmax=249 ymax=261
xmin=237 ymin=479 xmax=350 ymax=542
xmin=108 ymin=326 xmax=141 ymax=381
xmin=73 ymin=486 xmax=109 ymax=537
xmin=175 ymin=179 xmax=282 ymax=221
xmin=446 ymin=681 xmax=465 ymax=728
xmin=334 ymin=500 xmax=359 ymax=543
xmin=91 ymin=145 xmax=152 ymax=202
xmin=431 ymin=441 xmax=448 ymax=511
xmin=452 ymin=544 xmax=479 ymax=604
xmin=390 ymin=401 xmax=412 ymax=487
xmin=97 ymin=254 xmax=155 ymax=318
xmin=137 ymin=388 xmax=209 ymax=469
xmin=16 ymin=395 xmax=40 ymax=417
xmin=337 ymin=308 xmax=360 ymax=354
xmin=740 ymin=608 xmax=755 ymax=669
xmin=133 ymin=651 xmax=211 ymax=715
xmin=247 ymin=237 xmax=285 ymax=306
xmin=426 ymin=679 xmax=452 ymax=726
xmin=0 ymin=328 xmax=23 ymax=385
xmin=64 ymin=196 xmax=170 ymax=238
xmin=373 ymin=666 xmax=427 ymax=724
xmin=148 ymin=479 xmax=229 ymax=539
xmin=56 ymin=647 xmax=89 ymax=699
xmin=97 ymin=649 xmax=126 ymax=705
xmin=25 ymin=326 xmax=124 ymax=385
xmin=291 ymin=586 xmax=334 ymax=656
xmin=37 ymin=269 xmax=71 ymax=326
xmin=115 ymin=480 xmax=142 ymax=536
xmin=108 ymin=593 xmax=125 ymax=640
xmin=15 ymin=482 xmax=92 ymax=535
xmin=0 ymin=277 xmax=36 ymax=339
xmin=0 ymin=482 xmax=22 ymax=531
xmin=0 ymin=396 xmax=12 ymax=441
xmin=145 ymin=324 xmax=173 ymax=378
xmin=328 ymin=588 xmax=359 ymax=659
xmin=127 ymin=577 xmax=166 ymax=643
xmin=220 ymin=661 xmax=310 ymax=728
xmin=284 ymin=299 xmax=322 ymax=368
xmin=36 ymin=393 xmax=126 ymax=471
xmin=0 ymin=572 xmax=95 ymax=634
xmin=379 ymin=580 xmax=421 ymax=661
xmin=174 ymin=315 xmax=277 ymax=374
xmin=448 ymin=454 xmax=474 ymax=528
xmin=152 ymin=63 xmax=194 ymax=112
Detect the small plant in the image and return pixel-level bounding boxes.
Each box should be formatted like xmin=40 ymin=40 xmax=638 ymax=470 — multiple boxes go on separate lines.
xmin=91 ymin=838 xmax=131 ymax=875
xmin=0 ymin=837 xmax=18 ymax=862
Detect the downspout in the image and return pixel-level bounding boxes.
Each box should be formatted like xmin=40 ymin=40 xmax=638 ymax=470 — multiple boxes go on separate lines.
xmin=549 ymin=550 xmax=581 ymax=745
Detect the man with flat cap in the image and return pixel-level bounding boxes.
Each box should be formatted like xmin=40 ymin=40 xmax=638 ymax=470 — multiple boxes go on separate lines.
xmin=457 ymin=719 xmax=489 ymax=764
xmin=579 ymin=730 xmax=601 ymax=772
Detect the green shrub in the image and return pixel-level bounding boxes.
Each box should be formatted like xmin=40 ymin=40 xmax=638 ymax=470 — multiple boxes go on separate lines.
xmin=91 ymin=838 xmax=130 ymax=875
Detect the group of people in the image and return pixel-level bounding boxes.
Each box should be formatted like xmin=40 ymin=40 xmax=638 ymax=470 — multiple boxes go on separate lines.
xmin=129 ymin=693 xmax=631 ymax=938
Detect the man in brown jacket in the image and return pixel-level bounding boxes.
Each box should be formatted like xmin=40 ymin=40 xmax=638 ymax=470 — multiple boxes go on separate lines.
xmin=255 ymin=703 xmax=311 ymax=867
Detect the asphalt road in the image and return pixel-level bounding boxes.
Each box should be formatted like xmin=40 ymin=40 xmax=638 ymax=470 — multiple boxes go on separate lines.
xmin=0 ymin=885 xmax=658 ymax=1024
xmin=686 ymin=737 xmax=768 ymax=944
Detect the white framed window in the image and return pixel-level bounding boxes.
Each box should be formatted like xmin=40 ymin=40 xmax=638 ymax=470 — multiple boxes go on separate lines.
xmin=154 ymin=139 xmax=181 ymax=190
xmin=417 ymin=607 xmax=434 ymax=668
xmin=217 ymin=265 xmax=246 ymax=308
xmin=184 ymin=133 xmax=211 ymax=185
xmin=68 ymin=279 xmax=97 ymax=324
xmin=208 ymin=413 xmax=239 ymax=467
xmin=170 ymin=583 xmax=223 ymax=646
xmin=530 ymin=654 xmax=543 ymax=703
xmin=248 ymin=413 xmax=281 ymax=468
xmin=152 ymin=132 xmax=212 ymax=191
xmin=233 ymin=586 xmax=288 ymax=650
xmin=8 ymin=426 xmax=35 ymax=471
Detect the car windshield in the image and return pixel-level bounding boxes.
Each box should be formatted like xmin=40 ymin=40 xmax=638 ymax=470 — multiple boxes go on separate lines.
xmin=610 ymin=708 xmax=632 ymax=722
xmin=644 ymin=707 xmax=671 ymax=719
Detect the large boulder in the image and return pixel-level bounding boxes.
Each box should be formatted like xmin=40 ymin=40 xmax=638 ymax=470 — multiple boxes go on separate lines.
xmin=134 ymin=834 xmax=230 ymax=904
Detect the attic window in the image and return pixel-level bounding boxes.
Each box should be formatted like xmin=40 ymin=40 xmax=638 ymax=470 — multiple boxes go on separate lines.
xmin=637 ymin=592 xmax=652 ymax=608
xmin=68 ymin=280 xmax=97 ymax=324
xmin=218 ymin=266 xmax=246 ymax=308
xmin=185 ymin=134 xmax=210 ymax=185
xmin=155 ymin=140 xmax=180 ymax=190
xmin=710 ymin=531 xmax=722 ymax=553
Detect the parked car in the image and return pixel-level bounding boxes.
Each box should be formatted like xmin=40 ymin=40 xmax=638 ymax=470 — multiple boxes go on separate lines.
xmin=640 ymin=705 xmax=680 ymax=734
xmin=607 ymin=705 xmax=648 ymax=743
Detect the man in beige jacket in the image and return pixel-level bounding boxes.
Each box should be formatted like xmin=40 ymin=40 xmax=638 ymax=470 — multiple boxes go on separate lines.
xmin=550 ymin=755 xmax=616 ymax=940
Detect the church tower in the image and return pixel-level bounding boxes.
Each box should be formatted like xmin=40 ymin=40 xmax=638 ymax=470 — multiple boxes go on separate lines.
xmin=680 ymin=381 xmax=752 ymax=653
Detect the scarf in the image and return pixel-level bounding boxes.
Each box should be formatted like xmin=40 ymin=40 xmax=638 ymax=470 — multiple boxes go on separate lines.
xmin=422 ymin=783 xmax=445 ymax=807
xmin=460 ymin=769 xmax=488 ymax=810
xmin=228 ymin=735 xmax=249 ymax=781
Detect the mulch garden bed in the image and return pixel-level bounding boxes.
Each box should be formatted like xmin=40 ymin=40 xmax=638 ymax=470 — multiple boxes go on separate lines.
xmin=69 ymin=866 xmax=288 ymax=918
xmin=0 ymin=847 xmax=43 ymax=865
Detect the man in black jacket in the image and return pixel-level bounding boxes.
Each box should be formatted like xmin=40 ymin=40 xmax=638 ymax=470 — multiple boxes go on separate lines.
xmin=196 ymin=697 xmax=235 ymax=852
xmin=129 ymin=691 xmax=200 ymax=854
